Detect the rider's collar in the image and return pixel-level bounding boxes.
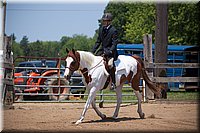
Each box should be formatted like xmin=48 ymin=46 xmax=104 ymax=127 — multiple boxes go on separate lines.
xmin=106 ymin=25 xmax=111 ymax=29
xmin=103 ymin=25 xmax=111 ymax=30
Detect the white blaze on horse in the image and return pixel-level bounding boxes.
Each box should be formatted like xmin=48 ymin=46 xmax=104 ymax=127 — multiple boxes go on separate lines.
xmin=64 ymin=49 xmax=161 ymax=125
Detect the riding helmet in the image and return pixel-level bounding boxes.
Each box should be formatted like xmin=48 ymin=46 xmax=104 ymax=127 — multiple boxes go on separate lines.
xmin=102 ymin=13 xmax=112 ymax=21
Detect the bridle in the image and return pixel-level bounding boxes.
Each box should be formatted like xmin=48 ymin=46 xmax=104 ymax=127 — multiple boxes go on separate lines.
xmin=66 ymin=51 xmax=104 ymax=75
xmin=65 ymin=50 xmax=80 ymax=72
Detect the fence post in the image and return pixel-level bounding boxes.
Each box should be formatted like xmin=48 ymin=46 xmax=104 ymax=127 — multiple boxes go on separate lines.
xmin=143 ymin=34 xmax=154 ymax=100
xmin=2 ymin=36 xmax=14 ymax=108
xmin=142 ymin=79 xmax=146 ymax=102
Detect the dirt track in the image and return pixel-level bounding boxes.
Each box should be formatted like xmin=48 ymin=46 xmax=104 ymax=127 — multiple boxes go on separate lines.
xmin=2 ymin=101 xmax=199 ymax=132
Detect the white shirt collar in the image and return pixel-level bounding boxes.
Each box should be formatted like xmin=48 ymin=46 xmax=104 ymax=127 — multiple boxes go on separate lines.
xmin=106 ymin=25 xmax=111 ymax=29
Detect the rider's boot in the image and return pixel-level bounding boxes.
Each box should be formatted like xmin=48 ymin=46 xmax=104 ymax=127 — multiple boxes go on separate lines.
xmin=110 ymin=66 xmax=116 ymax=91
xmin=108 ymin=58 xmax=116 ymax=91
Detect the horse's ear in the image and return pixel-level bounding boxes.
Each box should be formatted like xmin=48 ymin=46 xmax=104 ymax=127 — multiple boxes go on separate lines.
xmin=66 ymin=48 xmax=69 ymax=53
xmin=72 ymin=48 xmax=76 ymax=55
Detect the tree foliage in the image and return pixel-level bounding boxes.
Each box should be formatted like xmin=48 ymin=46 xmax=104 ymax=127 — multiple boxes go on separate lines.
xmin=20 ymin=36 xmax=29 ymax=56
xmin=104 ymin=2 xmax=199 ymax=45
xmin=124 ymin=3 xmax=156 ymax=43
xmin=12 ymin=41 xmax=24 ymax=59
xmin=104 ymin=2 xmax=130 ymax=43
xmin=168 ymin=3 xmax=199 ymax=45
xmin=12 ymin=34 xmax=95 ymax=60
xmin=59 ymin=34 xmax=95 ymax=57
xmin=11 ymin=2 xmax=199 ymax=61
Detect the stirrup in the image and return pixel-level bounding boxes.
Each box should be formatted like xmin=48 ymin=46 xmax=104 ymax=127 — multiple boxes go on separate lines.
xmin=108 ymin=58 xmax=114 ymax=68
xmin=110 ymin=83 xmax=116 ymax=91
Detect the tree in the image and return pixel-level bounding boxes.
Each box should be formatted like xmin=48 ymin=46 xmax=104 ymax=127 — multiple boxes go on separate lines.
xmin=104 ymin=2 xmax=199 ymax=45
xmin=28 ymin=40 xmax=44 ymax=57
xmin=11 ymin=33 xmax=16 ymax=41
xmin=42 ymin=41 xmax=60 ymax=57
xmin=168 ymin=3 xmax=199 ymax=45
xmin=124 ymin=3 xmax=156 ymax=43
xmin=104 ymin=2 xmax=156 ymax=43
xmin=60 ymin=36 xmax=70 ymax=45
xmin=20 ymin=36 xmax=29 ymax=46
xmin=104 ymin=2 xmax=130 ymax=43
xmin=20 ymin=36 xmax=29 ymax=56
xmin=59 ymin=35 xmax=95 ymax=57
xmin=12 ymin=41 xmax=24 ymax=60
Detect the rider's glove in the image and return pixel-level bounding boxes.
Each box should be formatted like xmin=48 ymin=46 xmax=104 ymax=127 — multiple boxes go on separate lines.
xmin=104 ymin=49 xmax=112 ymax=56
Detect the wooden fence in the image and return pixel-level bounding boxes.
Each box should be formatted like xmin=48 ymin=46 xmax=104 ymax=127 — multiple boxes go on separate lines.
xmin=149 ymin=63 xmax=199 ymax=83
xmin=143 ymin=35 xmax=199 ymax=100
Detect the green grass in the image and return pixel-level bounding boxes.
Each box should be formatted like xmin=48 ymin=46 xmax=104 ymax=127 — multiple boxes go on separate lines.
xmin=83 ymin=87 xmax=142 ymax=102
xmin=82 ymin=87 xmax=199 ymax=102
xmin=167 ymin=91 xmax=199 ymax=101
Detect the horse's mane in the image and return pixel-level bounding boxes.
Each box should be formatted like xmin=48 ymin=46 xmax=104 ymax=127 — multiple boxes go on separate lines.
xmin=78 ymin=51 xmax=98 ymax=68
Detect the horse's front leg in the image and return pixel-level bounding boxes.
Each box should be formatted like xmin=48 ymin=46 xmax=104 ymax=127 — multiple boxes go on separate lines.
xmin=91 ymin=98 xmax=106 ymax=119
xmin=75 ymin=87 xmax=97 ymax=125
xmin=112 ymin=84 xmax=123 ymax=119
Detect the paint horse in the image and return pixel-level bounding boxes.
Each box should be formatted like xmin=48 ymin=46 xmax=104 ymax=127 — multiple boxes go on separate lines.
xmin=64 ymin=49 xmax=161 ymax=125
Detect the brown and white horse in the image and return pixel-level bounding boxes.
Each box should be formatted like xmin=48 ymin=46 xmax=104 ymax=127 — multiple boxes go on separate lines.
xmin=64 ymin=49 xmax=161 ymax=125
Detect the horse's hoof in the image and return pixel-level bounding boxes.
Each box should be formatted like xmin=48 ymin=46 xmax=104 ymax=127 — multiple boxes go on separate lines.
xmin=139 ymin=113 xmax=145 ymax=119
xmin=101 ymin=114 xmax=106 ymax=120
xmin=99 ymin=101 xmax=104 ymax=108
xmin=75 ymin=120 xmax=82 ymax=125
xmin=112 ymin=116 xmax=118 ymax=120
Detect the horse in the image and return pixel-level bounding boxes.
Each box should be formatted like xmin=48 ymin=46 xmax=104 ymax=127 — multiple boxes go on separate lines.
xmin=64 ymin=49 xmax=161 ymax=125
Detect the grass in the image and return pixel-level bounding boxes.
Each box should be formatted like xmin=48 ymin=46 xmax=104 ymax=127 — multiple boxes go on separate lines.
xmin=83 ymin=87 xmax=138 ymax=102
xmin=167 ymin=91 xmax=199 ymax=101
xmin=82 ymin=87 xmax=199 ymax=102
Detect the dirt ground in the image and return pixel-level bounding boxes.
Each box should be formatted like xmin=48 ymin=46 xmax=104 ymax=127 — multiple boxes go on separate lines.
xmin=2 ymin=101 xmax=199 ymax=132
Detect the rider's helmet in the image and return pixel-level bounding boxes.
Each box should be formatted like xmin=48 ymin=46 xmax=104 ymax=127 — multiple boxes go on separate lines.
xmin=102 ymin=13 xmax=112 ymax=21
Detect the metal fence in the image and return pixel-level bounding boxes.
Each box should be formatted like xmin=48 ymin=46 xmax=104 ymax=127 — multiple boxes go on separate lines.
xmin=14 ymin=66 xmax=145 ymax=103
xmin=13 ymin=58 xmax=199 ymax=104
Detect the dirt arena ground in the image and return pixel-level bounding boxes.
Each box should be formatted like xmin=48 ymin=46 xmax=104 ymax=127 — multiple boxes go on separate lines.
xmin=2 ymin=101 xmax=199 ymax=132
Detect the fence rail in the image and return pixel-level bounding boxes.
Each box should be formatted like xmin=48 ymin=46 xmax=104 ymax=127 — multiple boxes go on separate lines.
xmin=146 ymin=63 xmax=199 ymax=83
xmin=13 ymin=65 xmax=143 ymax=103
xmin=13 ymin=61 xmax=199 ymax=103
xmin=147 ymin=63 xmax=199 ymax=68
xmin=152 ymin=77 xmax=199 ymax=82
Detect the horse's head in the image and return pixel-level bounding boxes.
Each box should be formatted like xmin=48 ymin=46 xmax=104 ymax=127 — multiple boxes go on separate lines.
xmin=64 ymin=48 xmax=80 ymax=81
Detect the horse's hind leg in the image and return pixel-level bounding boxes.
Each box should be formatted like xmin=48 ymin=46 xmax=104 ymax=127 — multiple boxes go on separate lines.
xmin=133 ymin=90 xmax=145 ymax=119
xmin=131 ymin=70 xmax=145 ymax=119
xmin=112 ymin=84 xmax=123 ymax=119
xmin=91 ymin=98 xmax=106 ymax=119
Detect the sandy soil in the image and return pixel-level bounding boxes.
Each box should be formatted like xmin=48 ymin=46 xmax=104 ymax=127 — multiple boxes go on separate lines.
xmin=2 ymin=101 xmax=199 ymax=132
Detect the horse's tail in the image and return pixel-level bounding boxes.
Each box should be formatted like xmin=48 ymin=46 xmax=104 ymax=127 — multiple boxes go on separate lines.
xmin=132 ymin=55 xmax=161 ymax=97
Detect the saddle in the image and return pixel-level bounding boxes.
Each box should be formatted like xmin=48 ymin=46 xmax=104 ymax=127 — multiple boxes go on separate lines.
xmin=102 ymin=56 xmax=120 ymax=90
xmin=103 ymin=55 xmax=126 ymax=74
xmin=102 ymin=55 xmax=138 ymax=90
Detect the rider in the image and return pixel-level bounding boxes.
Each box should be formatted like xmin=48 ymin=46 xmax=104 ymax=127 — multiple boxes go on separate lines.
xmin=92 ymin=12 xmax=119 ymax=90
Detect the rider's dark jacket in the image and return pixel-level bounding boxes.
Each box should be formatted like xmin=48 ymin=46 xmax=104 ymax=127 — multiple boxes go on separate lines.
xmin=92 ymin=25 xmax=119 ymax=61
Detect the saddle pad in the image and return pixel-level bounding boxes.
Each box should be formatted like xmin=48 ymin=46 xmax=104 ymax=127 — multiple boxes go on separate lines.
xmin=114 ymin=55 xmax=138 ymax=86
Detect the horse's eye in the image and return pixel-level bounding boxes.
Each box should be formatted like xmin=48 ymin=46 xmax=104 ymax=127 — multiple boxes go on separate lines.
xmin=71 ymin=61 xmax=76 ymax=65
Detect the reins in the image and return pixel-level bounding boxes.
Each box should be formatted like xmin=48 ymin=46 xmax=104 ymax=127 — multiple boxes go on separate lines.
xmin=80 ymin=59 xmax=104 ymax=75
xmin=66 ymin=51 xmax=105 ymax=75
